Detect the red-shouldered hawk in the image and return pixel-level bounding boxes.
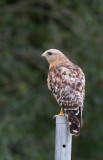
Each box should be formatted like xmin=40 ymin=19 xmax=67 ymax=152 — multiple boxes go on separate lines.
xmin=41 ymin=49 xmax=85 ymax=136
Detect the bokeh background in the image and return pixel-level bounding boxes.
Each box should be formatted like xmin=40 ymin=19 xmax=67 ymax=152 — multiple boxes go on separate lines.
xmin=0 ymin=0 xmax=103 ymax=160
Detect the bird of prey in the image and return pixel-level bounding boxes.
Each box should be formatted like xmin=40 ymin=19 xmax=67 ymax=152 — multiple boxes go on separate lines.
xmin=41 ymin=49 xmax=85 ymax=136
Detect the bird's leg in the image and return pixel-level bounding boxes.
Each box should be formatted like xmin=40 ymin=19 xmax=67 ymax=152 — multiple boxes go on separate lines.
xmin=54 ymin=108 xmax=65 ymax=118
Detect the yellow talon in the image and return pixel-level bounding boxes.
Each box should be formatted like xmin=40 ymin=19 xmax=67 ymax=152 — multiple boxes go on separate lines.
xmin=54 ymin=108 xmax=65 ymax=118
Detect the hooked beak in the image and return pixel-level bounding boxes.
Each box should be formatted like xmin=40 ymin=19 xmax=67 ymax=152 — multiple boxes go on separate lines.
xmin=41 ymin=52 xmax=46 ymax=57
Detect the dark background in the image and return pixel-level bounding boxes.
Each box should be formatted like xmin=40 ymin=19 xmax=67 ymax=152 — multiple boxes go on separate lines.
xmin=0 ymin=0 xmax=103 ymax=160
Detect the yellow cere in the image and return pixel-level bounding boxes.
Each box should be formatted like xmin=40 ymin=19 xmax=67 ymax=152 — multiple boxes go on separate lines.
xmin=43 ymin=52 xmax=46 ymax=56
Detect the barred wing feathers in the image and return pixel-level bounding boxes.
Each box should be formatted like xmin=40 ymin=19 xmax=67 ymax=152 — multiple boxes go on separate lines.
xmin=47 ymin=63 xmax=85 ymax=136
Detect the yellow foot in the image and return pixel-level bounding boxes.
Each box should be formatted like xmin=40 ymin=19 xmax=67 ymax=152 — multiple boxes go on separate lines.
xmin=54 ymin=108 xmax=65 ymax=118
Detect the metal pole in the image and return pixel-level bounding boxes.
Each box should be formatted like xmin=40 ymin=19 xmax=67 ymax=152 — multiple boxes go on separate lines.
xmin=54 ymin=116 xmax=72 ymax=160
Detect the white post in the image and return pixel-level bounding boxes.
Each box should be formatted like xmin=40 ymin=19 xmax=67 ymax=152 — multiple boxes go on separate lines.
xmin=54 ymin=116 xmax=72 ymax=160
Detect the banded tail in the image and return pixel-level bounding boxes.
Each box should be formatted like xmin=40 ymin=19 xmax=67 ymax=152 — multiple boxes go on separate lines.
xmin=65 ymin=108 xmax=82 ymax=136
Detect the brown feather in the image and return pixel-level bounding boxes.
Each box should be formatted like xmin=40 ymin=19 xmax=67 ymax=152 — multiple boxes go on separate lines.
xmin=44 ymin=49 xmax=85 ymax=136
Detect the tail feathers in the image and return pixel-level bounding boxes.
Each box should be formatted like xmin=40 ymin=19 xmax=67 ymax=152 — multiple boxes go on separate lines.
xmin=66 ymin=110 xmax=80 ymax=136
xmin=69 ymin=123 xmax=80 ymax=136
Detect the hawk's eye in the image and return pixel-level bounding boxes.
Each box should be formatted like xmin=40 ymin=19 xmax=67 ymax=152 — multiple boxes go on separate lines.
xmin=48 ymin=52 xmax=52 ymax=56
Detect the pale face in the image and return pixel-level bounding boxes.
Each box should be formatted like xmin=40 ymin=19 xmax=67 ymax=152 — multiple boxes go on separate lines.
xmin=41 ymin=49 xmax=64 ymax=63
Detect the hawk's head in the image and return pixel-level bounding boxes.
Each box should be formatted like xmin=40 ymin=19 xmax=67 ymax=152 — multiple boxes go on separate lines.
xmin=41 ymin=49 xmax=64 ymax=64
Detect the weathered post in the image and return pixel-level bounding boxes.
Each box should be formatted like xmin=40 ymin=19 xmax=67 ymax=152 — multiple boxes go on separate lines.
xmin=54 ymin=116 xmax=72 ymax=160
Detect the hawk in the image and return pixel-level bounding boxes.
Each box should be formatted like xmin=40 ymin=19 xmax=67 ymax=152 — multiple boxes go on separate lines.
xmin=41 ymin=49 xmax=85 ymax=136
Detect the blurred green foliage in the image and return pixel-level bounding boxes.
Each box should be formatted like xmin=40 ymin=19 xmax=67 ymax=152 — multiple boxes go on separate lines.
xmin=0 ymin=0 xmax=103 ymax=159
